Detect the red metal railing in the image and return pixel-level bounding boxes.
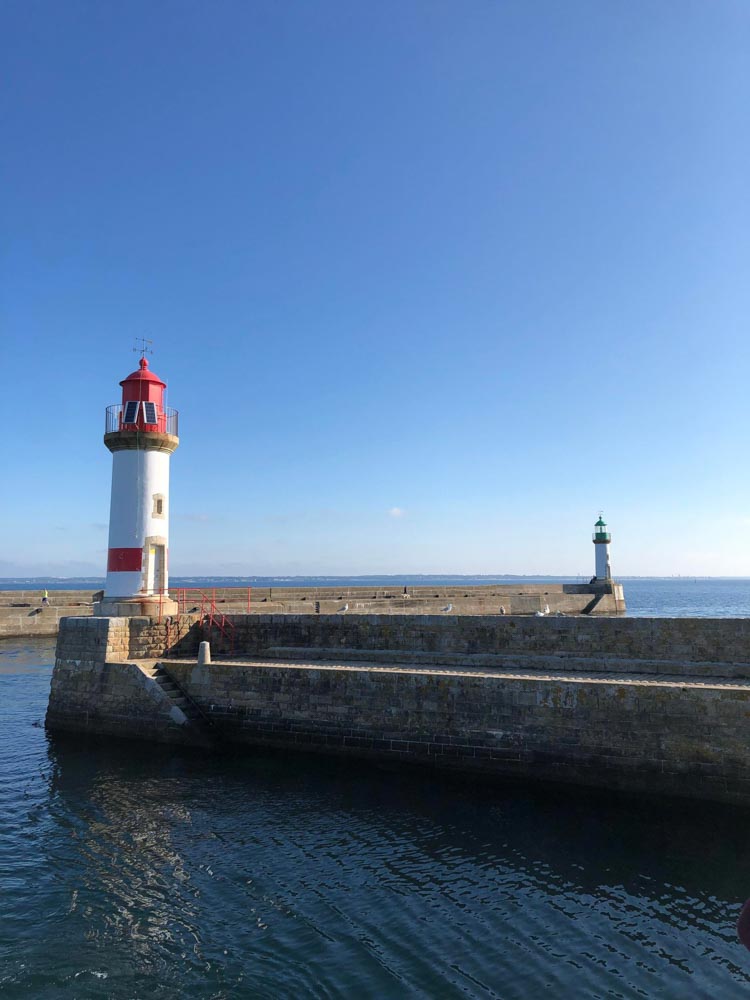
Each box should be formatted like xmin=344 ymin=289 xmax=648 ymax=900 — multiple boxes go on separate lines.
xmin=206 ymin=608 xmax=235 ymax=656
xmin=174 ymin=587 xmax=250 ymax=657
xmin=175 ymin=588 xmax=252 ymax=615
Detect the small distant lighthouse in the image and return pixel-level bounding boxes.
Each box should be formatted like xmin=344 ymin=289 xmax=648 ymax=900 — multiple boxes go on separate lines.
xmin=96 ymin=352 xmax=180 ymax=617
xmin=592 ymin=514 xmax=612 ymax=582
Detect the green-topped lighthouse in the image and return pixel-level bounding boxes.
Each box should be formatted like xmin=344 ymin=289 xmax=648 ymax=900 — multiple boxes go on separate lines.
xmin=593 ymin=514 xmax=612 ymax=581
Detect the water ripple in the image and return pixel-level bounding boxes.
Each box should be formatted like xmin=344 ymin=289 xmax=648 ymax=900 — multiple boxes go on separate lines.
xmin=2 ymin=638 xmax=750 ymax=998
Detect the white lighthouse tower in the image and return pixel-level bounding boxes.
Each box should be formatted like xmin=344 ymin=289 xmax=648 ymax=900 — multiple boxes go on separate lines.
xmin=95 ymin=353 xmax=180 ymax=617
xmin=592 ymin=514 xmax=612 ymax=582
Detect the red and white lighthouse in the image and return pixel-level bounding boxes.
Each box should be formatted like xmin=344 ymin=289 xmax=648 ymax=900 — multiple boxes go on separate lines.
xmin=96 ymin=355 xmax=180 ymax=617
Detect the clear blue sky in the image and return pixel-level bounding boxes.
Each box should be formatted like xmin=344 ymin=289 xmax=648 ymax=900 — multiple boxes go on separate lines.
xmin=3 ymin=0 xmax=749 ymax=577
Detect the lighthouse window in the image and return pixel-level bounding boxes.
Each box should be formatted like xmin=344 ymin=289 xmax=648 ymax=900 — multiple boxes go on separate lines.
xmin=143 ymin=401 xmax=157 ymax=424
xmin=123 ymin=401 xmax=140 ymax=424
xmin=153 ymin=494 xmax=165 ymax=518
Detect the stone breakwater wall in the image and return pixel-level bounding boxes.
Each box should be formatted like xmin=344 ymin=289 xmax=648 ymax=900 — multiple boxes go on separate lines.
xmin=0 ymin=591 xmax=96 ymax=638
xmin=167 ymin=659 xmax=750 ymax=805
xmin=47 ymin=615 xmax=201 ymax=744
xmin=47 ymin=613 xmax=750 ymax=805
xmin=229 ymin=583 xmax=625 ymax=617
xmin=1 ymin=582 xmax=625 ymax=638
xmin=203 ymin=613 xmax=750 ymax=676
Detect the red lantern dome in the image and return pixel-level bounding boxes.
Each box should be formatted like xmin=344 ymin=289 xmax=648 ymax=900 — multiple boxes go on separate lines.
xmin=118 ymin=358 xmax=167 ymax=431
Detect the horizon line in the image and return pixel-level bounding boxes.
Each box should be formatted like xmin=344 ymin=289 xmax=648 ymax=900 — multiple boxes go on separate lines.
xmin=2 ymin=575 xmax=750 ymax=582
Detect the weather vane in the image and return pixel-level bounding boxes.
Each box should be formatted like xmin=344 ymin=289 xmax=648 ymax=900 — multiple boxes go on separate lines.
xmin=133 ymin=337 xmax=153 ymax=359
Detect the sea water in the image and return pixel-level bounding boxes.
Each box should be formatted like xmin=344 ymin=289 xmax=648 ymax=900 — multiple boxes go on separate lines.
xmin=2 ymin=580 xmax=750 ymax=997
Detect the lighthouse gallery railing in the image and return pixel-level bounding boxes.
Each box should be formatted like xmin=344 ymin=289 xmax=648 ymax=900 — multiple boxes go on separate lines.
xmin=105 ymin=404 xmax=179 ymax=436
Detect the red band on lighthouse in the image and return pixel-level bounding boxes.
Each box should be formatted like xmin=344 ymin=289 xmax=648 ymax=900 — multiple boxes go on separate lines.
xmin=107 ymin=547 xmax=143 ymax=572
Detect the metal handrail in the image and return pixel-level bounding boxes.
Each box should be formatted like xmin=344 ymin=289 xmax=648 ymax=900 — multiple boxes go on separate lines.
xmin=176 ymin=587 xmax=252 ymax=614
xmin=174 ymin=588 xmax=240 ymax=656
xmin=105 ymin=403 xmax=179 ymax=436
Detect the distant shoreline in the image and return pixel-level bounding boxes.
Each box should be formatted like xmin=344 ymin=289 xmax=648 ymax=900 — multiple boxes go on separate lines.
xmin=1 ymin=574 xmax=750 ymax=589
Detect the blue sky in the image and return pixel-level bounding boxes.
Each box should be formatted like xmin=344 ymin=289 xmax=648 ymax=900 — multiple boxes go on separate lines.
xmin=3 ymin=0 xmax=749 ymax=577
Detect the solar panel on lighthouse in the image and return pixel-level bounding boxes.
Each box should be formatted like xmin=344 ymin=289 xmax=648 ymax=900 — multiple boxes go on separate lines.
xmin=143 ymin=401 xmax=157 ymax=424
xmin=123 ymin=401 xmax=139 ymax=424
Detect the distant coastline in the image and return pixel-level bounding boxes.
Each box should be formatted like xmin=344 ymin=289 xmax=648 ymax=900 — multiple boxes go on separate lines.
xmin=1 ymin=574 xmax=749 ymax=590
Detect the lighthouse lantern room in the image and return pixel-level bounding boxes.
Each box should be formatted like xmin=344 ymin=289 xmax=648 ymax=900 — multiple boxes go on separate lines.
xmin=95 ymin=355 xmax=180 ymax=617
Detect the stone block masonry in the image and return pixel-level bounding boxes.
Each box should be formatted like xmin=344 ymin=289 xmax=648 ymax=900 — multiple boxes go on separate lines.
xmin=47 ymin=616 xmax=204 ymax=745
xmin=163 ymin=657 xmax=750 ymax=804
xmin=47 ymin=613 xmax=750 ymax=805
xmin=205 ymin=613 xmax=750 ymax=678
xmin=0 ymin=591 xmax=96 ymax=638
xmin=1 ymin=580 xmax=625 ymax=638
xmin=238 ymin=582 xmax=625 ymax=616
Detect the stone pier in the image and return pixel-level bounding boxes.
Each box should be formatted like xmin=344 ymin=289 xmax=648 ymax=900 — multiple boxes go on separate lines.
xmin=46 ymin=612 xmax=750 ymax=806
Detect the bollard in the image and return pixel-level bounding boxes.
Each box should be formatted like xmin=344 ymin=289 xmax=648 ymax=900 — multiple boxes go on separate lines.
xmin=198 ymin=641 xmax=211 ymax=666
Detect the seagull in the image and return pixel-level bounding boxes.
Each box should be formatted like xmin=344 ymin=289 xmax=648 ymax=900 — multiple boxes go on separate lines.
xmin=338 ymin=604 xmax=349 ymax=613
xmin=441 ymin=603 xmax=453 ymax=613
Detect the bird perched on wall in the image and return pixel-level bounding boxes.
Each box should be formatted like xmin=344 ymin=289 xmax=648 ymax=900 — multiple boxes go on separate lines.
xmin=441 ymin=603 xmax=453 ymax=613
xmin=338 ymin=603 xmax=349 ymax=613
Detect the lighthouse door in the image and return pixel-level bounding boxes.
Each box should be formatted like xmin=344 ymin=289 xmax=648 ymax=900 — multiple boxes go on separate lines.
xmin=145 ymin=542 xmax=166 ymax=595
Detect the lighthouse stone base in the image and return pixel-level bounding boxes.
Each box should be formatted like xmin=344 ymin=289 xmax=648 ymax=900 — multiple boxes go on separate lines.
xmin=94 ymin=596 xmax=179 ymax=618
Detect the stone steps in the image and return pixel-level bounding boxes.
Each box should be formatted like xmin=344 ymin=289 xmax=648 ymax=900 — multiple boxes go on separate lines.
xmin=141 ymin=663 xmax=220 ymax=743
